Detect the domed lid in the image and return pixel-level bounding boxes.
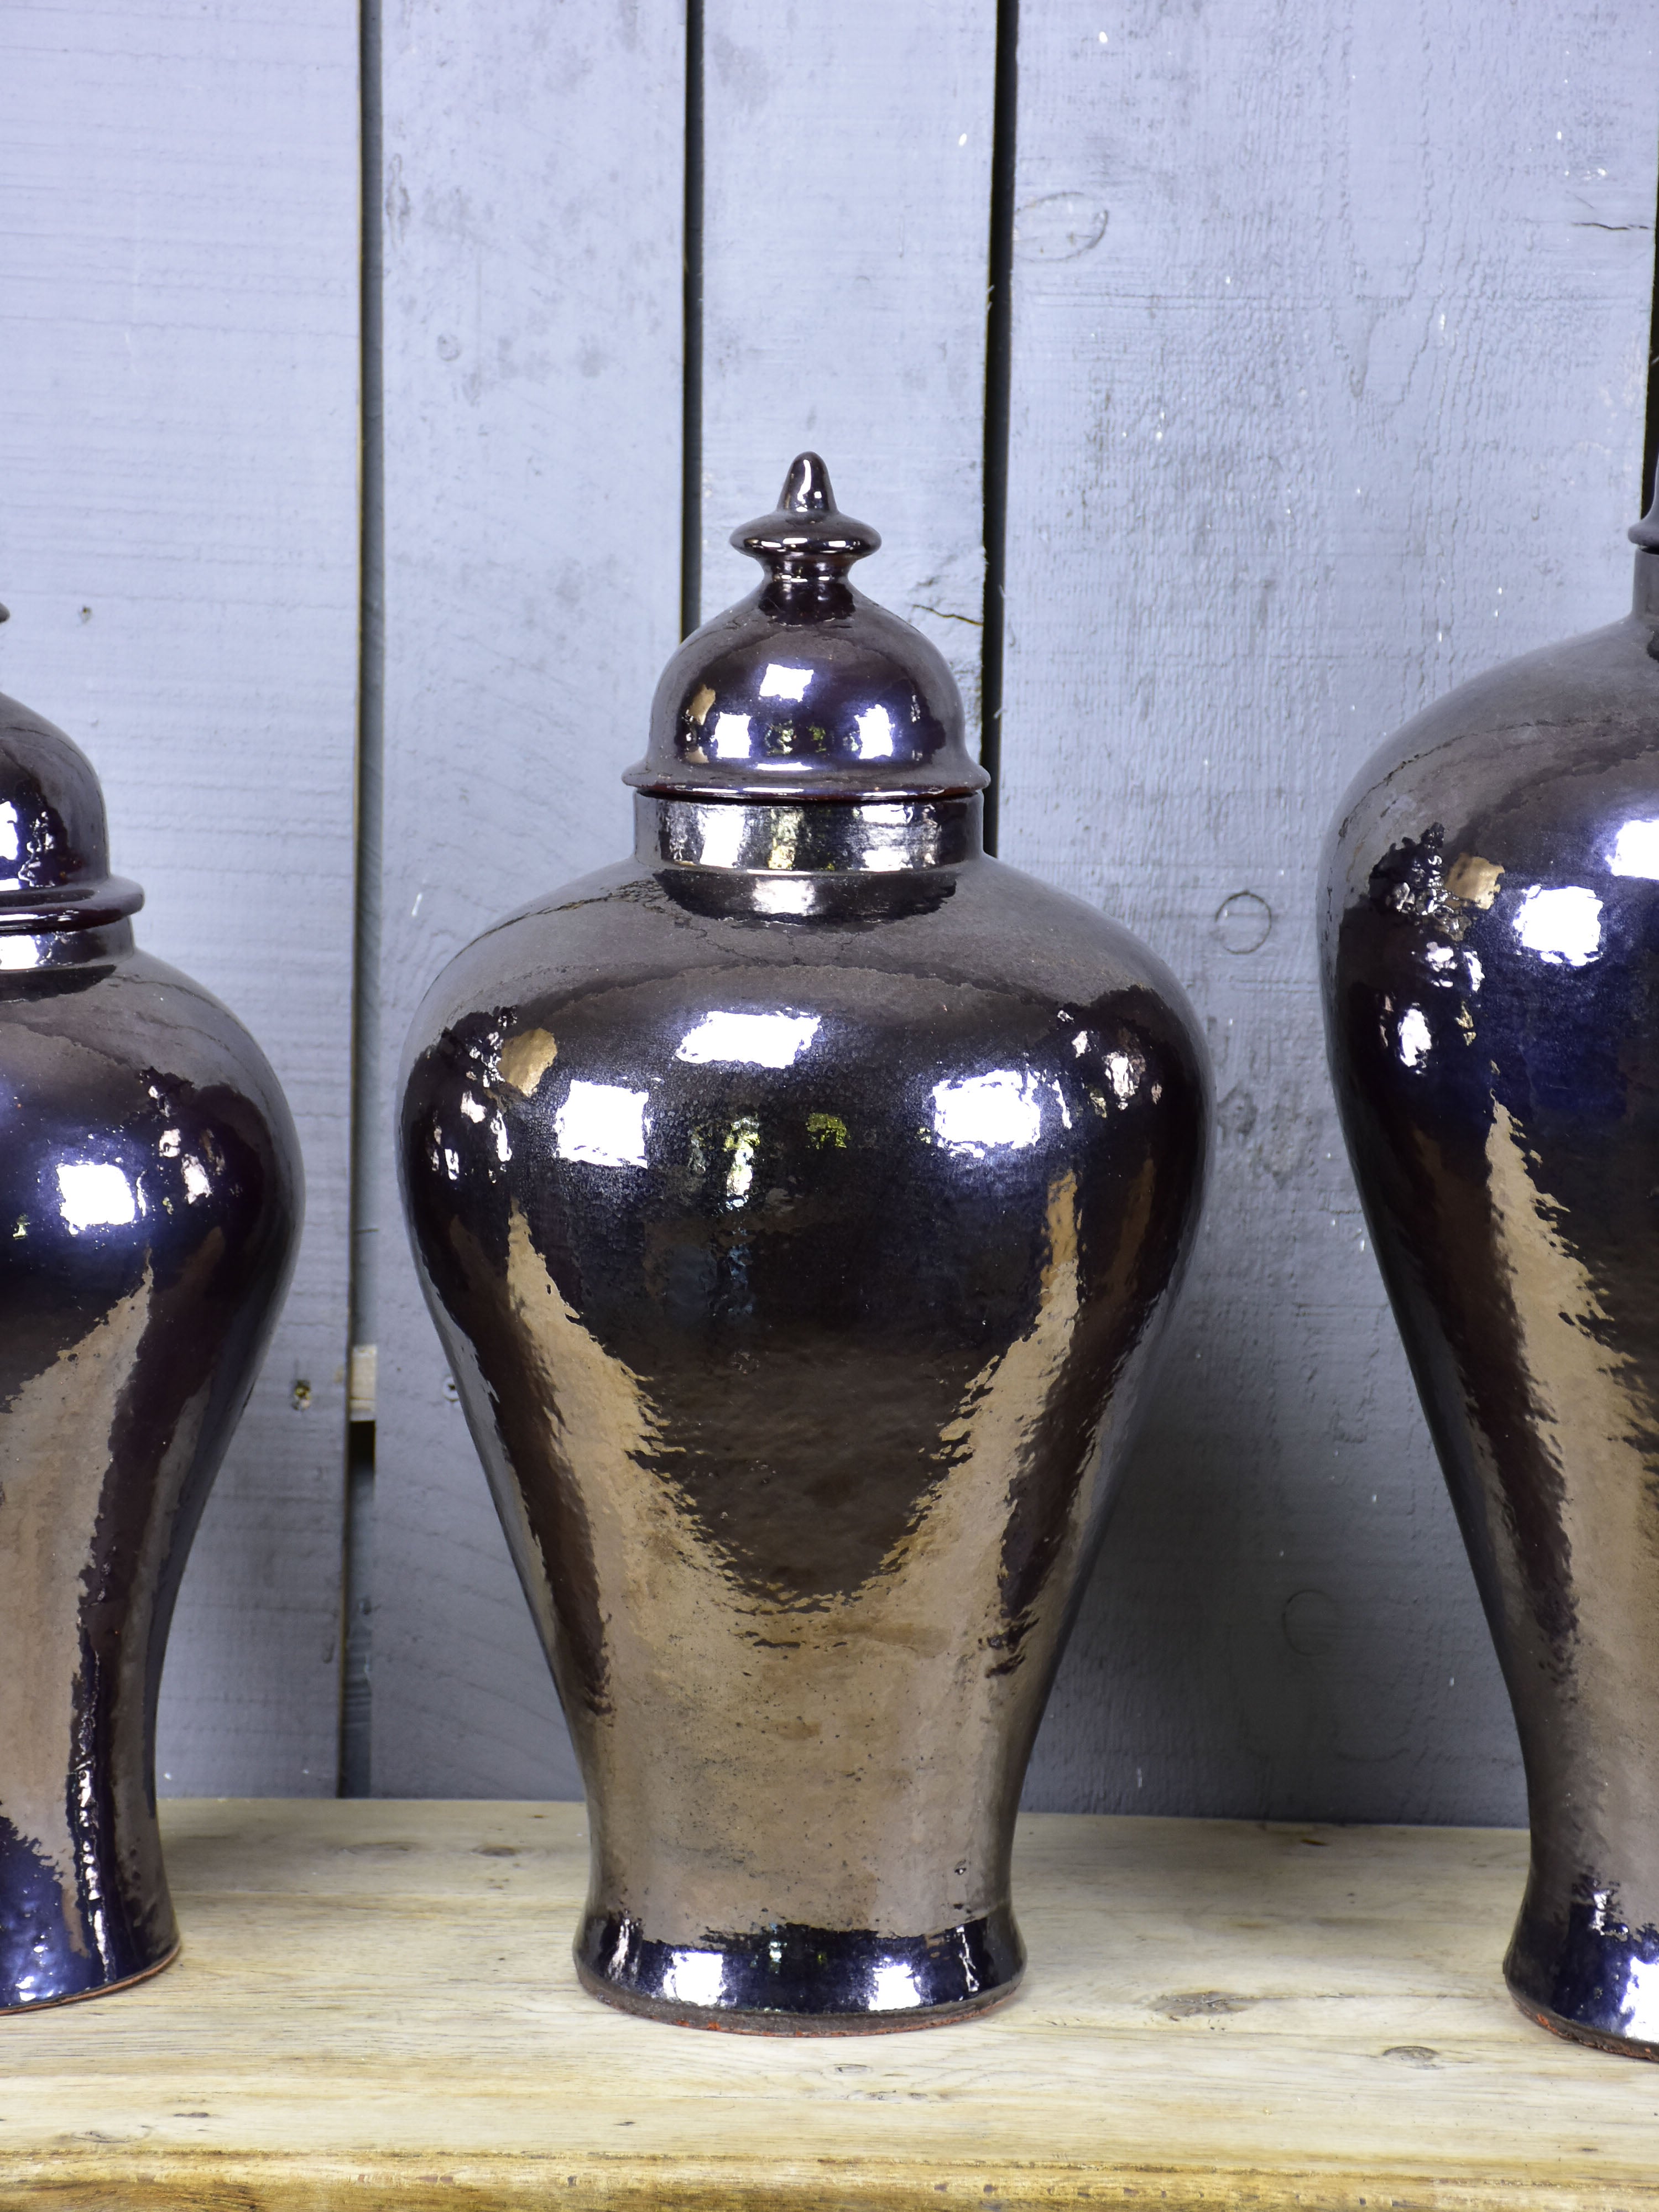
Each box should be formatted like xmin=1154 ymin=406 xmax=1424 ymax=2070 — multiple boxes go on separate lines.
xmin=0 ymin=608 xmax=143 ymax=933
xmin=626 ymin=453 xmax=989 ymax=801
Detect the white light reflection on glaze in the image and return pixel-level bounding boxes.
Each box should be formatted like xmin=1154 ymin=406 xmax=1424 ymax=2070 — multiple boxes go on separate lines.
xmin=931 ymin=1069 xmax=1043 ymax=1154
xmin=692 ymin=807 xmax=748 ymax=869
xmin=57 ymin=1161 xmax=140 ymax=1234
xmin=554 ymin=1079 xmax=649 ymax=1168
xmin=677 ymin=1009 xmax=821 ymax=1067
xmin=869 ymin=1959 xmax=924 ymax=2010
xmin=181 ymin=1156 xmax=212 ymax=1204
xmin=660 ymin=1948 xmax=727 ymax=2007
xmin=750 ymin=878 xmax=816 ymax=916
xmin=855 ymin=704 xmax=896 ymax=758
xmin=1609 ymin=818 xmax=1659 ymax=880
xmin=0 ymin=802 xmax=19 ymax=872
xmin=709 ymin=712 xmax=755 ymax=761
xmin=1103 ymin=1051 xmax=1140 ymax=1106
xmin=758 ymin=664 xmax=812 ymax=703
xmin=724 ymin=1116 xmax=760 ymax=1206
xmin=1512 ymin=885 xmax=1603 ymax=967
xmin=1397 ymin=1006 xmax=1432 ymax=1070
xmin=1615 ymin=1952 xmax=1659 ymax=2039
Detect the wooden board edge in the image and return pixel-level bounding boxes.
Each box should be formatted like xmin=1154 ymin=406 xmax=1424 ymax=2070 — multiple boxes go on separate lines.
xmin=0 ymin=2151 xmax=1651 ymax=2212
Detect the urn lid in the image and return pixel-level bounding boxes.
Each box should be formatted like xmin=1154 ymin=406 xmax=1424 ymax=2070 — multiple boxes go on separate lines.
xmin=0 ymin=610 xmax=144 ymax=933
xmin=626 ymin=453 xmax=989 ymax=801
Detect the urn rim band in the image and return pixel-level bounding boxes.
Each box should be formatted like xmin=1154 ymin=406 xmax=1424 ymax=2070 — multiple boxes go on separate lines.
xmin=635 ymin=791 xmax=982 ymax=875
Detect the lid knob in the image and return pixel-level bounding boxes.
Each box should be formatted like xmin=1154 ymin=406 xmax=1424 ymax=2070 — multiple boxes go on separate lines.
xmin=732 ymin=453 xmax=881 ymax=582
xmin=627 ymin=453 xmax=989 ymax=804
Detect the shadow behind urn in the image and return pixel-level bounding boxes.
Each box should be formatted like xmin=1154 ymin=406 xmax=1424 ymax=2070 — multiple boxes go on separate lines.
xmin=398 ymin=457 xmax=1210 ymax=2031
xmin=1321 ymin=511 xmax=1659 ymax=2058
xmin=0 ymin=675 xmax=301 ymax=2008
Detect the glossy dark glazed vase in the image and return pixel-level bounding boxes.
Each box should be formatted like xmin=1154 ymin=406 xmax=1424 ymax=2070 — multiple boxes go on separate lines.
xmin=399 ymin=456 xmax=1209 ymax=2032
xmin=1321 ymin=500 xmax=1659 ymax=2058
xmin=0 ymin=627 xmax=300 ymax=2008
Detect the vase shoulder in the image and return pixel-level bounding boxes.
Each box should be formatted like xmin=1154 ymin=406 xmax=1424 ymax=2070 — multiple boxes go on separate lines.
xmin=1326 ymin=611 xmax=1659 ymax=936
xmin=412 ymin=851 xmax=1201 ymax=1055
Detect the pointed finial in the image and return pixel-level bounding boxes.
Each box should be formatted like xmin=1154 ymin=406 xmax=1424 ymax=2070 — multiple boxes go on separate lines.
xmin=780 ymin=452 xmax=836 ymax=514
xmin=732 ymin=454 xmax=881 ymax=578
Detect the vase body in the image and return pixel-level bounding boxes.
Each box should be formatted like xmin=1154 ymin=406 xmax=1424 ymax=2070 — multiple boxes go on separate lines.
xmin=1321 ymin=541 xmax=1659 ymax=2057
xmin=0 ymin=681 xmax=301 ymax=2008
xmin=399 ymin=457 xmax=1209 ymax=2031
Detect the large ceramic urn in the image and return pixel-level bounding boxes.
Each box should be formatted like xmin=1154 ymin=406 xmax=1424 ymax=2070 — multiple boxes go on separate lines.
xmin=0 ymin=627 xmax=301 ymax=2007
xmin=1322 ymin=498 xmax=1659 ymax=2057
xmin=399 ymin=456 xmax=1209 ymax=2032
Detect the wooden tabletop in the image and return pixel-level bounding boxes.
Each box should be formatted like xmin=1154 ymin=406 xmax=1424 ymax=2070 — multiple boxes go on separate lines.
xmin=4 ymin=1799 xmax=1658 ymax=2209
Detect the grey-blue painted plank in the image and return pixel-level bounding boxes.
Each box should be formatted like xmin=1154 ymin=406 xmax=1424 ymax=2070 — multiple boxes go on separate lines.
xmin=371 ymin=0 xmax=687 ymax=1795
xmin=699 ymin=1 xmax=999 ymax=725
xmin=1001 ymin=0 xmax=1658 ymax=1821
xmin=0 ymin=0 xmax=361 ymax=1791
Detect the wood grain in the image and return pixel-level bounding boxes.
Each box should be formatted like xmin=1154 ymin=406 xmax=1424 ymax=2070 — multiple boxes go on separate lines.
xmin=1000 ymin=0 xmax=1659 ymax=1825
xmin=3 ymin=1798 xmax=1659 ymax=2209
xmin=371 ymin=0 xmax=687 ymax=1794
xmin=0 ymin=0 xmax=361 ymax=1792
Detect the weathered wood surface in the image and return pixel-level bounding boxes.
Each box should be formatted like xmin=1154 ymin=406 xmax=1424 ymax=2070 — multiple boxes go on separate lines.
xmin=372 ymin=0 xmax=686 ymax=1794
xmin=1001 ymin=1 xmax=1659 ymax=1824
xmin=0 ymin=0 xmax=361 ymax=1791
xmin=5 ymin=1799 xmax=1659 ymax=2209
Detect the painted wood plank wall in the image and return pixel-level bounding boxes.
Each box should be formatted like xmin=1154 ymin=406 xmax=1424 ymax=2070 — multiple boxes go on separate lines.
xmin=0 ymin=0 xmax=361 ymax=1793
xmin=1001 ymin=0 xmax=1659 ymax=1821
xmin=6 ymin=0 xmax=1654 ymax=1815
xmin=368 ymin=0 xmax=1656 ymax=1814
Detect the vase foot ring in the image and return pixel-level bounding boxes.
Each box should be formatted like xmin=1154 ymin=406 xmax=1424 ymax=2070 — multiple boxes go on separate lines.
xmin=576 ymin=1903 xmax=1025 ymax=2034
xmin=0 ymin=1939 xmax=179 ymax=2016
xmin=577 ymin=1957 xmax=1020 ymax=2034
xmin=1510 ymin=1987 xmax=1659 ymax=2062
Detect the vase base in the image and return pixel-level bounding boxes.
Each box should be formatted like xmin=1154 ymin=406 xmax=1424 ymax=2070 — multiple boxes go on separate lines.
xmin=575 ymin=1906 xmax=1024 ymax=2034
xmin=1509 ymin=1986 xmax=1659 ymax=2062
xmin=1506 ymin=1899 xmax=1659 ymax=2062
xmin=0 ymin=1938 xmax=179 ymax=2015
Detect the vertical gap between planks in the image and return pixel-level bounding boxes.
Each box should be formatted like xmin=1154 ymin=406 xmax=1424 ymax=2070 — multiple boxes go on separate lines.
xmin=979 ymin=0 xmax=1020 ymax=855
xmin=340 ymin=0 xmax=384 ymax=1799
xmin=1644 ymin=140 xmax=1659 ymax=518
xmin=680 ymin=0 xmax=705 ymax=639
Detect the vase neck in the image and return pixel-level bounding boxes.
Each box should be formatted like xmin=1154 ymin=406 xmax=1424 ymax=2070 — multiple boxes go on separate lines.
xmin=0 ymin=919 xmax=134 ymax=973
xmin=1634 ymin=550 xmax=1659 ymax=619
xmin=634 ymin=794 xmax=983 ymax=875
